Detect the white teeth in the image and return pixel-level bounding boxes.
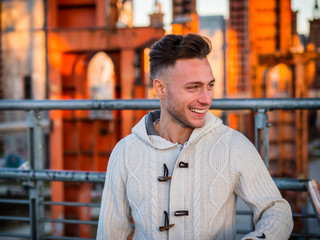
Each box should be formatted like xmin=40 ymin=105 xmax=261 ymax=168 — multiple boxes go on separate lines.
xmin=190 ymin=108 xmax=205 ymax=114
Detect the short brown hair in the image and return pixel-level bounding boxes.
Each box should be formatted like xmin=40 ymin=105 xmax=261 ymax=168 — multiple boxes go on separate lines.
xmin=149 ymin=33 xmax=212 ymax=80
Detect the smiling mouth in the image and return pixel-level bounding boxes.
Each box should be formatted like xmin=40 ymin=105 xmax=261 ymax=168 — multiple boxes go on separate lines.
xmin=190 ymin=108 xmax=206 ymax=114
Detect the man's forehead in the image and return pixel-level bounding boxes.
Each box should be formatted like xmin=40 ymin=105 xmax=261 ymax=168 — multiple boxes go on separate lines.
xmin=171 ymin=59 xmax=213 ymax=78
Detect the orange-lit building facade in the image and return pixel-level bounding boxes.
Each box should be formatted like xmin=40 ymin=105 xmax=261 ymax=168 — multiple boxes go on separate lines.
xmin=1 ymin=0 xmax=165 ymax=237
xmin=309 ymin=1 xmax=320 ymax=140
xmin=48 ymin=0 xmax=165 ymax=237
xmin=227 ymin=0 xmax=315 ymax=181
xmin=227 ymin=1 xmax=319 ymax=231
xmin=0 ymin=1 xmax=49 ymax=169
xmin=172 ymin=0 xmax=199 ymax=34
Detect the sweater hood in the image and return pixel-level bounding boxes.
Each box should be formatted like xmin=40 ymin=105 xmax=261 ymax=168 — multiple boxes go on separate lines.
xmin=131 ymin=110 xmax=223 ymax=150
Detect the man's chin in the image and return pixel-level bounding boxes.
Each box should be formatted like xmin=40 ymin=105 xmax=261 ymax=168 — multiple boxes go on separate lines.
xmin=190 ymin=120 xmax=206 ymax=129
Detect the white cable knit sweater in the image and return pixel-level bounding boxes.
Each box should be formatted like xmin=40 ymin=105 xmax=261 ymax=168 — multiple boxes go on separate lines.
xmin=97 ymin=111 xmax=293 ymax=240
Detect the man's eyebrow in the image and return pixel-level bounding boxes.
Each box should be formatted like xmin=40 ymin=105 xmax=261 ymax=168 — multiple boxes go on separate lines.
xmin=186 ymin=79 xmax=215 ymax=85
xmin=206 ymin=79 xmax=216 ymax=85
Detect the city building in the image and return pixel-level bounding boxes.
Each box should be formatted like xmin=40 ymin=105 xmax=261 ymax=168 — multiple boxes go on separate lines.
xmin=0 ymin=0 xmax=165 ymax=237
xmin=227 ymin=0 xmax=315 ymax=180
xmin=172 ymin=0 xmax=199 ymax=34
xmin=199 ymin=15 xmax=226 ymax=120
xmin=227 ymin=0 xmax=320 ymax=232
xmin=308 ymin=0 xmax=320 ymax=137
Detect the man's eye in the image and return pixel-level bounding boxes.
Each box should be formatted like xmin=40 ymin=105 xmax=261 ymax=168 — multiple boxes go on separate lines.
xmin=189 ymin=85 xmax=198 ymax=89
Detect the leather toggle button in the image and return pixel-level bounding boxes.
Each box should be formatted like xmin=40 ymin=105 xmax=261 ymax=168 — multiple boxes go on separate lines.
xmin=159 ymin=211 xmax=175 ymax=232
xmin=158 ymin=176 xmax=172 ymax=182
xmin=158 ymin=163 xmax=172 ymax=182
xmin=179 ymin=162 xmax=188 ymax=168
xmin=174 ymin=210 xmax=189 ymax=216
xmin=159 ymin=224 xmax=175 ymax=232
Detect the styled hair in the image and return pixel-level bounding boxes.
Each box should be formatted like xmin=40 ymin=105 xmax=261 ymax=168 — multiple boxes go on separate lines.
xmin=149 ymin=33 xmax=212 ymax=80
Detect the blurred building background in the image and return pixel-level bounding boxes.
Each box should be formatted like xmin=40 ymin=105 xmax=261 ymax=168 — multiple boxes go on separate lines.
xmin=0 ymin=0 xmax=319 ymax=238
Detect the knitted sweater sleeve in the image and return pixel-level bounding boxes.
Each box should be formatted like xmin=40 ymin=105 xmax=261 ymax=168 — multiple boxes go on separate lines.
xmin=96 ymin=140 xmax=132 ymax=239
xmin=232 ymin=131 xmax=293 ymax=240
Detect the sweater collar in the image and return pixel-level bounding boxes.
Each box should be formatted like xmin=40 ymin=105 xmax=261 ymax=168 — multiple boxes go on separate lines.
xmin=132 ymin=110 xmax=223 ymax=150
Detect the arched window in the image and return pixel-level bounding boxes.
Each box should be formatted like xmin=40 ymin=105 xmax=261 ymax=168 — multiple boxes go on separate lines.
xmin=266 ymin=64 xmax=292 ymax=98
xmin=87 ymin=52 xmax=115 ymax=119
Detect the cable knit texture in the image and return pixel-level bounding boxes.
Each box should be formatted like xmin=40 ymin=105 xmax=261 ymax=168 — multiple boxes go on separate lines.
xmin=97 ymin=111 xmax=293 ymax=240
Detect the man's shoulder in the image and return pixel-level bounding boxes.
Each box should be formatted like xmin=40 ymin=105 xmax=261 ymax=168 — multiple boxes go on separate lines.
xmin=110 ymin=133 xmax=143 ymax=161
xmin=207 ymin=121 xmax=234 ymax=136
xmin=117 ymin=133 xmax=139 ymax=146
xmin=205 ymin=122 xmax=250 ymax=145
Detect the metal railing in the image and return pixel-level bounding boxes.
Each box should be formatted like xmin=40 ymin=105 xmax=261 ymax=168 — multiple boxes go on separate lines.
xmin=0 ymin=98 xmax=319 ymax=239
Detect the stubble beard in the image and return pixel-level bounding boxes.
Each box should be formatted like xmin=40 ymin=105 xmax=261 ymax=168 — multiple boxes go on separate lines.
xmin=166 ymin=92 xmax=205 ymax=129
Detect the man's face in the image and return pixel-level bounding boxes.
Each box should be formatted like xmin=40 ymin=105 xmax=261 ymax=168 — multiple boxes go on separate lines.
xmin=163 ymin=58 xmax=214 ymax=129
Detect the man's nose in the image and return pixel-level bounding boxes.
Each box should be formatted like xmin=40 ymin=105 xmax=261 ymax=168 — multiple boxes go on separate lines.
xmin=199 ymin=89 xmax=213 ymax=105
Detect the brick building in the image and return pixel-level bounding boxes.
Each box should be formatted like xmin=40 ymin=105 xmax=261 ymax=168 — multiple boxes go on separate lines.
xmin=227 ymin=0 xmax=315 ymax=181
xmin=0 ymin=0 xmax=165 ymax=237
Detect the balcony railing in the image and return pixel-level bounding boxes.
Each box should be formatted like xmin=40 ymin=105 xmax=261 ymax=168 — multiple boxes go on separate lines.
xmin=0 ymin=98 xmax=319 ymax=239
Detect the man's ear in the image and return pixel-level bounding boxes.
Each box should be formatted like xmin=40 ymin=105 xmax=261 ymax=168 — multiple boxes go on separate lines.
xmin=153 ymin=79 xmax=166 ymax=99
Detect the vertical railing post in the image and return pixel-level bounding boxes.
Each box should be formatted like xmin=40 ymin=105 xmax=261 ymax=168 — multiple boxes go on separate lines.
xmin=255 ymin=109 xmax=271 ymax=169
xmin=27 ymin=110 xmax=45 ymax=240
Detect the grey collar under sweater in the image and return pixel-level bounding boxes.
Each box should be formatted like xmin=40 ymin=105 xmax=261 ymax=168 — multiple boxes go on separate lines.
xmin=133 ymin=110 xmax=223 ymax=150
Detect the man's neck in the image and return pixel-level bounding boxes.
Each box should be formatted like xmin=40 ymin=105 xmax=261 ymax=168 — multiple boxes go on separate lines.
xmin=154 ymin=117 xmax=193 ymax=145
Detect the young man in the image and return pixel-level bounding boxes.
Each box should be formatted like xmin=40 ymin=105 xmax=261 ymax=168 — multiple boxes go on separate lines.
xmin=97 ymin=34 xmax=293 ymax=240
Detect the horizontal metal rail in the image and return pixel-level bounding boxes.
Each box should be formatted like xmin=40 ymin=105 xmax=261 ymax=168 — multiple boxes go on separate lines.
xmin=0 ymin=168 xmax=105 ymax=183
xmin=292 ymin=213 xmax=318 ymax=218
xmin=0 ymin=98 xmax=320 ymax=110
xmin=0 ymin=168 xmax=311 ymax=189
xmin=290 ymin=233 xmax=320 ymax=238
xmin=0 ymin=216 xmax=30 ymax=221
xmin=41 ymin=218 xmax=98 ymax=225
xmin=41 ymin=201 xmax=100 ymax=208
xmin=0 ymin=199 xmax=29 ymax=204
xmin=273 ymin=177 xmax=309 ymax=191
xmin=0 ymin=233 xmax=30 ymax=239
xmin=0 ymin=168 xmax=314 ymax=190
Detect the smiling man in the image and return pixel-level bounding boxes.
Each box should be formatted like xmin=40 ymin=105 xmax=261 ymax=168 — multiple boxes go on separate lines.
xmin=97 ymin=34 xmax=293 ymax=240
xmin=154 ymin=57 xmax=215 ymax=144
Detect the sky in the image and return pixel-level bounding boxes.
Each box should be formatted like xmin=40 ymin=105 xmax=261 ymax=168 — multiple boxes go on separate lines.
xmin=292 ymin=0 xmax=316 ymax=35
xmin=133 ymin=0 xmax=316 ymax=36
